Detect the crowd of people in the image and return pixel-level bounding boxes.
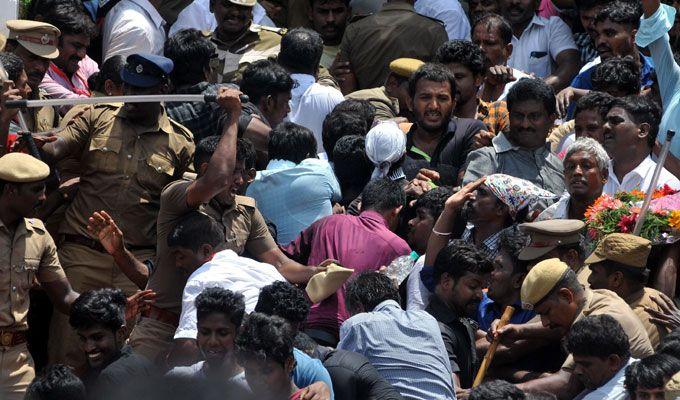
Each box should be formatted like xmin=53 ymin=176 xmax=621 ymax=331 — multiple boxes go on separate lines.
xmin=2 ymin=0 xmax=680 ymax=399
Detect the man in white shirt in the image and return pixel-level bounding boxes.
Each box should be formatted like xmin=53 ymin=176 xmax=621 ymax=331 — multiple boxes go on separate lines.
xmin=500 ymin=0 xmax=580 ymax=90
xmin=415 ymin=0 xmax=471 ymax=41
xmin=102 ymin=0 xmax=166 ymax=61
xmin=280 ymin=28 xmax=344 ymax=154
xmin=566 ymin=314 xmax=636 ymax=400
xmin=168 ymin=0 xmax=275 ymax=37
xmin=603 ymin=96 xmax=680 ymax=195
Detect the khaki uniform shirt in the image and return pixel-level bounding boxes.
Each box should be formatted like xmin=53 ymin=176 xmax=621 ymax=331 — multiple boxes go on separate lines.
xmin=339 ymin=2 xmax=448 ymax=89
xmin=209 ymin=24 xmax=285 ymax=84
xmin=57 ymin=104 xmax=194 ymax=248
xmin=625 ymin=287 xmax=669 ymax=349
xmin=148 ymin=179 xmax=277 ymax=315
xmin=0 ymin=218 xmax=65 ymax=330
xmin=576 ymin=266 xmax=591 ymax=288
xmin=562 ymin=289 xmax=654 ymax=371
xmin=345 ymin=86 xmax=399 ymax=121
xmin=24 ymin=90 xmax=58 ymax=132
xmin=320 ymin=45 xmax=340 ymax=70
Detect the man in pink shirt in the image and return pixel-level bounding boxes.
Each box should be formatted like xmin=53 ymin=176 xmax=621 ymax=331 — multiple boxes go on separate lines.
xmin=282 ymin=178 xmax=411 ymax=346
xmin=39 ymin=2 xmax=99 ymax=115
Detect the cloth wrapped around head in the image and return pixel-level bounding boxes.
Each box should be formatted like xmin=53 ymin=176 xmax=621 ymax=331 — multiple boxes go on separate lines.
xmin=484 ymin=174 xmax=557 ymax=216
xmin=365 ymin=121 xmax=406 ymax=180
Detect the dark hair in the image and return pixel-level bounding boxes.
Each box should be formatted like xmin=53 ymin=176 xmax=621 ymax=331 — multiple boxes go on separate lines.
xmin=435 ymin=40 xmax=486 ymax=76
xmin=309 ymin=0 xmax=350 ymax=6
xmin=433 ymin=240 xmax=493 ymax=283
xmin=408 ymin=63 xmax=457 ymax=98
xmin=507 ymin=78 xmax=557 ymax=116
xmin=472 ymin=13 xmax=513 ymax=45
xmin=167 ymin=211 xmax=224 ymax=251
xmin=657 ymin=330 xmax=680 ymax=360
xmin=599 ymin=259 xmax=649 ymax=287
xmin=89 ymin=55 xmax=125 ymax=92
xmin=0 ymin=52 xmax=25 ymax=82
xmin=322 ymin=111 xmax=369 ymax=161
xmin=235 ymin=312 xmax=295 ymax=367
xmin=237 ymin=138 xmax=257 ymax=170
xmin=574 ymin=90 xmax=614 ymax=120
xmin=293 ymin=331 xmax=318 ymax=357
xmin=43 ymin=2 xmax=96 ymax=38
xmin=591 ymin=56 xmax=641 ymax=96
xmin=268 ymin=122 xmax=318 ymax=163
xmin=255 ymin=281 xmax=310 ymax=325
xmin=413 ymin=186 xmax=453 ymax=221
xmin=469 ymin=380 xmax=525 ymax=400
xmin=575 ymin=0 xmax=609 ymax=12
xmin=278 ymin=28 xmax=323 ymax=75
xmin=164 ymin=29 xmax=216 ymax=87
xmin=345 ymin=271 xmax=400 ymax=314
xmin=360 ymin=178 xmax=405 ymax=212
xmin=332 ymin=135 xmax=373 ymax=197
xmin=69 ymin=288 xmax=126 ymax=332
xmin=498 ymin=225 xmax=529 ymax=274
xmin=610 ymin=95 xmax=661 ymax=148
xmin=332 ymin=99 xmax=375 ymax=130
xmin=25 ymin=364 xmax=86 ymax=400
xmin=195 ymin=287 xmax=246 ymax=328
xmin=594 ymin=1 xmax=642 ymax=30
xmin=240 ymin=59 xmax=294 ymax=103
xmin=624 ymin=354 xmax=680 ymax=395
xmin=566 ymin=314 xmax=631 ymax=359
xmin=525 ymin=393 xmax=557 ymax=400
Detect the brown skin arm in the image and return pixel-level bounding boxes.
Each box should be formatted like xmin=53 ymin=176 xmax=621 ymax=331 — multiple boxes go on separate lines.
xmin=257 ymin=247 xmax=323 ymax=284
xmin=544 ymin=49 xmax=581 ymax=92
xmin=517 ymin=368 xmax=583 ymax=400
xmin=167 ymin=339 xmax=200 ymax=368
xmin=642 ymin=0 xmax=661 ymax=17
xmin=330 ymin=51 xmax=357 ymax=95
xmin=41 ymin=277 xmax=79 ymax=314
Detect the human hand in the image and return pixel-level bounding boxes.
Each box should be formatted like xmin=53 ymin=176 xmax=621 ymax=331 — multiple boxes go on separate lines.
xmin=487 ymin=321 xmax=523 ymax=346
xmin=444 ymin=178 xmax=484 ymax=211
xmin=0 ymin=81 xmax=21 ymax=120
xmin=87 ymin=210 xmax=125 ymax=256
xmin=472 ymin=130 xmax=495 ymax=149
xmin=124 ymin=290 xmax=156 ymax=321
xmin=415 ymin=168 xmax=440 ymax=184
xmin=486 ymin=65 xmax=516 ymax=87
xmin=330 ymin=51 xmax=352 ymax=83
xmin=646 ymin=293 xmax=680 ymax=331
xmin=215 ymin=86 xmax=244 ymax=117
xmin=556 ymin=87 xmax=575 ymax=119
xmin=404 ymin=178 xmax=433 ymax=198
xmin=455 ymin=387 xmax=471 ymax=400
xmin=299 ymin=381 xmax=331 ymax=400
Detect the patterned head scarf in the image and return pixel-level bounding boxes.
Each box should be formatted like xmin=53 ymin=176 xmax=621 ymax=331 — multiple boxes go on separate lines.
xmin=365 ymin=121 xmax=406 ymax=180
xmin=484 ymin=174 xmax=557 ymax=216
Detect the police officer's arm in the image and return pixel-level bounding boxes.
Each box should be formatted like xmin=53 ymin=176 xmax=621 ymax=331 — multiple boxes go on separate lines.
xmin=185 ymin=87 xmax=243 ymax=208
xmin=38 ymin=106 xmax=92 ymax=164
xmin=543 ymin=49 xmax=581 ymax=92
xmin=41 ymin=278 xmax=79 ymax=315
xmin=516 ymin=368 xmax=583 ymax=400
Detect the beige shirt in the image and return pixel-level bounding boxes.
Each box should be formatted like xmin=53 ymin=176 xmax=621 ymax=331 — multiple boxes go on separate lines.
xmin=57 ymin=104 xmax=195 ymax=247
xmin=625 ymin=287 xmax=670 ymax=349
xmin=0 ymin=218 xmax=65 ymax=330
xmin=147 ymin=179 xmax=277 ymax=315
xmin=345 ymin=86 xmax=399 ymax=121
xmin=562 ymin=289 xmax=654 ymax=371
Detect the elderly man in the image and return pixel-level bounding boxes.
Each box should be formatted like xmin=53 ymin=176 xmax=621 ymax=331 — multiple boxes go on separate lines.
xmin=586 ymin=233 xmax=671 ymax=348
xmin=538 ymin=137 xmax=609 ymax=221
xmin=496 ymin=259 xmax=653 ymax=399
xmin=462 ymin=78 xmax=565 ymax=196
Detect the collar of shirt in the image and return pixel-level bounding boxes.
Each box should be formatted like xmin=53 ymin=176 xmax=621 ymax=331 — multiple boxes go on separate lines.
xmin=115 ymin=106 xmax=175 ymax=134
xmin=427 ymin=294 xmax=460 ymax=324
xmin=0 ymin=217 xmax=35 ymax=236
xmin=291 ymin=73 xmax=316 ymax=98
xmin=405 ymin=119 xmax=457 ymax=160
xmin=461 ymin=224 xmax=503 ymax=257
xmin=379 ymin=1 xmax=416 ymax=13
xmin=477 ymin=98 xmax=491 ymax=120
xmin=373 ymin=299 xmax=402 ymax=312
xmin=491 ymin=131 xmax=519 ymax=153
xmin=607 ymin=155 xmax=655 ymax=187
xmin=129 ymin=0 xmax=166 ymax=28
xmin=514 ymin=14 xmax=547 ymax=40
xmin=359 ymin=209 xmax=390 ymax=229
xmin=266 ymin=159 xmax=297 ymax=171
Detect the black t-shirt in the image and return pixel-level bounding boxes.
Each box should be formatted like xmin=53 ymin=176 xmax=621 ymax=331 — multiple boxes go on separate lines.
xmin=84 ymin=345 xmax=157 ymax=399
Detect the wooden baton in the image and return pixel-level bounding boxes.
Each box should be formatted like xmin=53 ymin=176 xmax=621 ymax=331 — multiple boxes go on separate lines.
xmin=472 ymin=305 xmax=515 ymax=387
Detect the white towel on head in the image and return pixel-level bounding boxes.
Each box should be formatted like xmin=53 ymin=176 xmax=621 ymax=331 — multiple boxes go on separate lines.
xmin=365 ymin=121 xmax=406 ymax=180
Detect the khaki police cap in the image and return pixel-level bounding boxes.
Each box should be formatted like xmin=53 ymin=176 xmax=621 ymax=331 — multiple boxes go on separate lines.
xmin=226 ymin=0 xmax=257 ymax=6
xmin=584 ymin=233 xmax=651 ymax=268
xmin=306 ymin=262 xmax=354 ymax=304
xmin=520 ymin=258 xmax=569 ymax=310
xmin=665 ymin=371 xmax=680 ymax=400
xmin=389 ymin=58 xmax=425 ymax=79
xmin=518 ymin=219 xmax=585 ymax=261
xmin=0 ymin=153 xmax=50 ymax=183
xmin=6 ymin=20 xmax=60 ymax=59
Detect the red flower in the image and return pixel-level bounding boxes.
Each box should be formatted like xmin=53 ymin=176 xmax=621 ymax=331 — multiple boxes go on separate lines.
xmin=617 ymin=214 xmax=637 ymax=233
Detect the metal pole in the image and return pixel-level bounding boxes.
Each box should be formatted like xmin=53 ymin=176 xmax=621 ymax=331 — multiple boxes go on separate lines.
xmin=5 ymin=93 xmax=248 ymax=109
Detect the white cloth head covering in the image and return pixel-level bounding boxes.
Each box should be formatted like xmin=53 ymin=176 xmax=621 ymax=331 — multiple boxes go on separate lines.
xmin=365 ymin=121 xmax=407 ymax=180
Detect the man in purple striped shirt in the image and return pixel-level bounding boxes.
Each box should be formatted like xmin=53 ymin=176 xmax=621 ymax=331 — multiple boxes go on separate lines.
xmin=282 ymin=178 xmax=411 ymax=346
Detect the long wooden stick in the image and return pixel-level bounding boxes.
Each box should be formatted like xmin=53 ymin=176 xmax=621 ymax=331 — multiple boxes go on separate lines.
xmin=472 ymin=306 xmax=515 ymax=387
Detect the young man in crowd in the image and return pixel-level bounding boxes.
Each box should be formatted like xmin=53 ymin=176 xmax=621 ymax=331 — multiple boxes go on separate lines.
xmin=624 ymin=353 xmax=680 ymax=399
xmin=308 ymin=0 xmax=351 ymax=69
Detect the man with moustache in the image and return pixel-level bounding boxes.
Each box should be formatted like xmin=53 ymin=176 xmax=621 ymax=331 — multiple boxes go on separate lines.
xmin=402 ymin=63 xmax=485 ymax=186
xmin=499 ymin=0 xmax=580 ymax=90
xmin=4 ymin=20 xmax=60 ymax=132
xmin=40 ymin=2 xmax=98 ymax=113
xmin=308 ymin=0 xmax=351 ymax=69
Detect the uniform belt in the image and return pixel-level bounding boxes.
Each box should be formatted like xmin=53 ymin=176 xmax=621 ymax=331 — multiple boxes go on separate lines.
xmin=0 ymin=330 xmax=28 ymax=347
xmin=141 ymin=305 xmax=179 ymax=327
xmin=63 ymin=234 xmax=154 ymax=253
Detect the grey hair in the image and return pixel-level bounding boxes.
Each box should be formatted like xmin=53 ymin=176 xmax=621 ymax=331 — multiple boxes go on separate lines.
xmin=564 ymin=137 xmax=610 ymax=172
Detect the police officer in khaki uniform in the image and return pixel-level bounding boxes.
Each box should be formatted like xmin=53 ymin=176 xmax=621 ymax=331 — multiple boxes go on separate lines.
xmin=345 ymin=57 xmax=423 ymax=121
xmin=4 ymin=20 xmax=60 ymax=132
xmin=37 ymin=53 xmax=195 ymax=369
xmin=518 ymin=219 xmax=592 ymax=286
xmin=0 ymin=153 xmax=79 ymax=400
xmin=507 ymin=258 xmax=654 ymax=398
xmin=585 ymin=233 xmax=670 ymax=348
xmin=209 ymin=0 xmax=286 ymax=84
xmin=127 ymin=91 xmax=321 ymax=365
